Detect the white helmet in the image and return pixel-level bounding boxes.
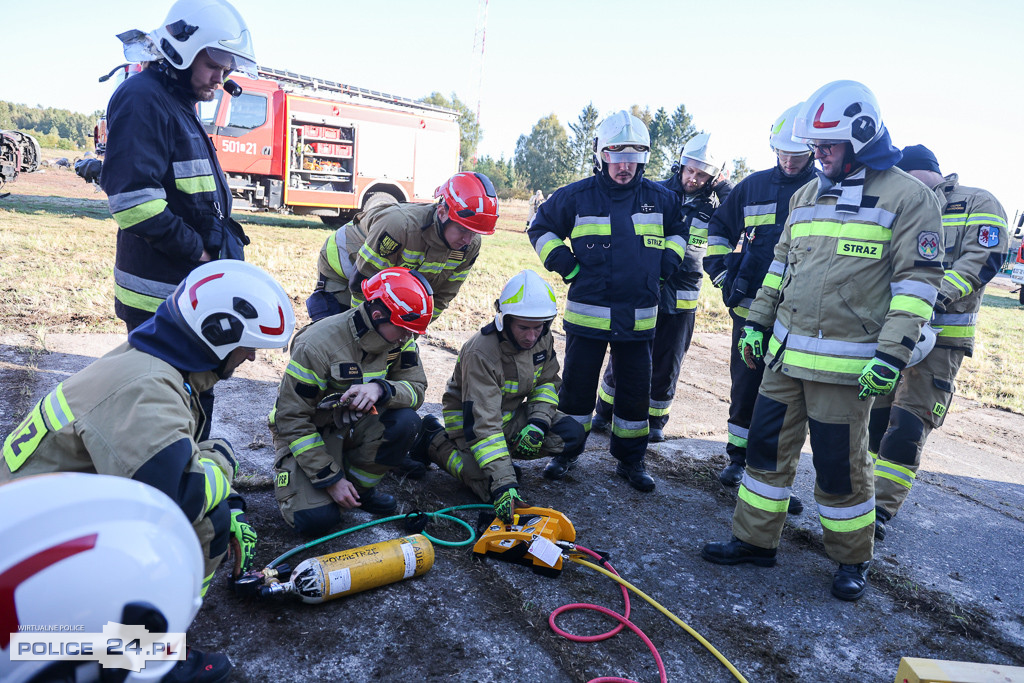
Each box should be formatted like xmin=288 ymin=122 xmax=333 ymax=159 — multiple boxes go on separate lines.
xmin=679 ymin=133 xmax=721 ymax=177
xmin=494 ymin=270 xmax=558 ymax=332
xmin=0 ymin=473 xmax=203 ymax=683
xmin=792 ymin=80 xmax=883 ymax=155
xmin=593 ymin=111 xmax=651 ymax=172
xmin=148 ymin=0 xmax=257 ymax=78
xmin=770 ymin=104 xmax=811 ymax=155
xmin=907 ymin=324 xmax=937 ymax=367
xmin=169 ymin=260 xmax=296 ymax=360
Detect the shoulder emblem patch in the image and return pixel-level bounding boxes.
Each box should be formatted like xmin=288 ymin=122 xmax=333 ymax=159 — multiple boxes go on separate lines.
xmin=917 ymin=231 xmax=940 ymax=260
xmin=378 ymin=232 xmax=401 ymax=258
xmin=978 ymin=226 xmax=1000 ymax=248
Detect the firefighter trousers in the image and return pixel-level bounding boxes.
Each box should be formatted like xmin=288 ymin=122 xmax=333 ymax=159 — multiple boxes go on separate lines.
xmin=272 ymin=407 xmax=420 ymax=535
xmin=426 ymin=407 xmax=586 ymax=502
xmin=596 ymin=309 xmax=694 ymax=431
xmin=726 ymin=310 xmax=765 ymax=466
xmin=560 ymin=333 xmax=652 ymax=463
xmin=868 ymin=347 xmax=961 ymax=518
xmin=734 ymin=368 xmax=875 ymax=565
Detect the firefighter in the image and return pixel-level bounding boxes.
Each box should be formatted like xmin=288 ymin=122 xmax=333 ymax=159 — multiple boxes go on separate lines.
xmin=1 ymin=261 xmax=295 ymax=605
xmin=307 ymin=172 xmax=499 ymax=322
xmin=593 ymin=133 xmax=722 ymax=443
xmin=408 ymin=270 xmax=586 ymax=521
xmin=703 ymin=104 xmax=817 ymax=517
xmin=526 ymin=189 xmax=545 ymax=229
xmin=0 ymin=473 xmax=230 ymax=682
xmin=528 ymin=111 xmax=685 ymax=492
xmin=869 ymin=145 xmax=1008 ymax=541
xmin=101 ymin=0 xmax=259 ymax=440
xmin=701 ymin=81 xmax=944 ymax=601
xmin=271 ymin=267 xmax=432 ymax=537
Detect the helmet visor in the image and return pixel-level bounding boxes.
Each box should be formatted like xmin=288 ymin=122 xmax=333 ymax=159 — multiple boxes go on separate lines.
xmin=682 ymin=157 xmax=718 ymax=175
xmin=601 ymin=144 xmax=650 ymax=164
xmin=208 ymin=41 xmax=257 ymax=78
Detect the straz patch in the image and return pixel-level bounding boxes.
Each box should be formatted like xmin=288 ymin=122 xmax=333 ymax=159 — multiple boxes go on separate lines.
xmin=377 ymin=232 xmax=401 ymax=257
xmin=533 ymin=350 xmax=547 ymax=365
xmin=644 ymin=235 xmax=664 ymax=249
xmin=917 ymin=231 xmax=940 ymax=260
xmin=688 ymin=235 xmax=707 ymax=247
xmin=336 ymin=362 xmax=362 ymax=379
xmin=978 ymin=225 xmax=1000 ymax=248
xmin=837 ymin=240 xmax=882 ymax=259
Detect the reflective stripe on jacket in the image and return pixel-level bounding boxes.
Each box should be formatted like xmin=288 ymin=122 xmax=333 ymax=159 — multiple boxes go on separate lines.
xmin=746 ymin=166 xmax=945 ymax=384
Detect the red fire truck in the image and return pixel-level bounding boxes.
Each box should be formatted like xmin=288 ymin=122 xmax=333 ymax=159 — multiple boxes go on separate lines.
xmin=97 ymin=66 xmax=461 ymax=225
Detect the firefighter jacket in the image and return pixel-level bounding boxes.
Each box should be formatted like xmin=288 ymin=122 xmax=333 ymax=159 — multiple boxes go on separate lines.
xmin=101 ymin=67 xmax=247 ymax=329
xmin=659 ymin=173 xmax=719 ymax=314
xmin=927 ymin=174 xmax=1007 ymax=354
xmin=1 ymin=308 xmax=239 ymax=538
xmin=317 ymin=199 xmax=480 ymax=319
xmin=746 ymin=166 xmax=944 ymax=385
xmin=271 ymin=305 xmax=427 ymax=489
xmin=528 ymin=170 xmax=685 ymax=340
xmin=441 ymin=323 xmax=561 ymax=492
xmin=704 ymin=162 xmax=817 ymax=318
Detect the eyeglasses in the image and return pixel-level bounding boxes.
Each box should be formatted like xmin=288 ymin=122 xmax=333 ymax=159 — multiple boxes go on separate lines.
xmin=807 ymin=142 xmax=837 ymax=155
xmin=605 ymin=144 xmax=650 ymax=153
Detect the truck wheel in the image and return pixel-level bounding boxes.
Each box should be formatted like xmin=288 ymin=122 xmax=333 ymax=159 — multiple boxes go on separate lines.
xmin=1019 ymin=288 xmax=1024 ymax=305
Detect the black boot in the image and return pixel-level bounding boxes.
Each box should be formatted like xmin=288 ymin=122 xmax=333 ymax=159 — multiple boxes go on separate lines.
xmin=162 ymin=648 xmax=231 ymax=683
xmin=701 ymin=536 xmax=777 ymax=567
xmin=401 ymin=414 xmax=445 ymax=479
xmin=356 ymin=487 xmax=397 ymax=515
xmin=831 ymin=561 xmax=870 ymax=601
xmin=718 ymin=462 xmax=744 ymax=487
xmin=649 ymin=427 xmax=665 ymax=443
xmin=543 ymin=454 xmax=578 ymax=480
xmin=615 ymin=460 xmax=655 ymax=492
xmin=591 ymin=414 xmax=610 ymax=433
xmin=874 ymin=506 xmax=891 ymax=541
xmin=788 ymin=494 xmax=804 ymax=515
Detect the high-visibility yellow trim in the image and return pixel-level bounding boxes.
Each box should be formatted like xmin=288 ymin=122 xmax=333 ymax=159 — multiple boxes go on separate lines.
xmin=819 ymin=509 xmax=875 ymax=533
xmin=738 ymin=485 xmax=789 ymax=514
xmin=113 ymin=198 xmax=168 ymax=230
xmin=782 ymin=349 xmax=866 ymax=375
xmin=174 ymin=175 xmax=217 ymax=194
xmin=889 ymin=294 xmax=933 ymax=320
xmin=114 ymin=284 xmax=163 ymax=313
xmin=791 ymin=220 xmax=892 ymax=242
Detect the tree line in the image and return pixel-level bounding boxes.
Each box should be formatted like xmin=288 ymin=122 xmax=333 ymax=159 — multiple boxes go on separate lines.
xmin=0 ymin=101 xmax=100 ymax=151
xmin=423 ymin=94 xmax=752 ymax=200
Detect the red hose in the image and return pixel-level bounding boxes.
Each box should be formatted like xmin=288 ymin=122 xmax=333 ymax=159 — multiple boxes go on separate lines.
xmin=548 ymin=545 xmax=668 ymax=683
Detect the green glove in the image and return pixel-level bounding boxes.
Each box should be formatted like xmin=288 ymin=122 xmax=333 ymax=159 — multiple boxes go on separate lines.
xmin=858 ymin=357 xmax=900 ymax=400
xmin=229 ymin=508 xmax=258 ymax=578
xmin=738 ymin=326 xmax=764 ymax=362
xmin=492 ymin=486 xmax=526 ymax=523
xmin=513 ymin=424 xmax=546 ymax=458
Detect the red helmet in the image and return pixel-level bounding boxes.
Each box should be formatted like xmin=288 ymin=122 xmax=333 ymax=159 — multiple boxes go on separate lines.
xmin=434 ymin=172 xmax=499 ymax=235
xmin=360 ymin=267 xmax=434 ymax=334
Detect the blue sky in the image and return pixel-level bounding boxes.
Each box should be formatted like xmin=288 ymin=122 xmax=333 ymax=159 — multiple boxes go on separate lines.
xmin=4 ymin=0 xmax=1022 ymax=220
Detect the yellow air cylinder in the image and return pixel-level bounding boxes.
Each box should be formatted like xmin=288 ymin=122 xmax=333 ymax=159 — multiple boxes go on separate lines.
xmin=286 ymin=534 xmax=434 ymax=604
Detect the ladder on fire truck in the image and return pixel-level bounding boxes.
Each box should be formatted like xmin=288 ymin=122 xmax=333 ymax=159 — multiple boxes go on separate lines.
xmin=256 ymin=67 xmax=458 ymax=118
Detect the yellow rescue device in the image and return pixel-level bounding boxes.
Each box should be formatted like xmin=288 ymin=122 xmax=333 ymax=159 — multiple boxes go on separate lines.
xmin=894 ymin=657 xmax=1024 ymax=683
xmin=262 ymin=534 xmax=434 ymax=604
xmin=472 ymin=506 xmax=576 ymax=577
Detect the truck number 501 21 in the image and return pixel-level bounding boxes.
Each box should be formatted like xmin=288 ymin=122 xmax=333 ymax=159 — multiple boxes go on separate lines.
xmin=222 ymin=140 xmax=257 ymax=155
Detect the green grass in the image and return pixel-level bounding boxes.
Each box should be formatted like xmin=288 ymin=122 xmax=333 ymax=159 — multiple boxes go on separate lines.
xmin=1 ymin=192 xmax=1020 ymax=414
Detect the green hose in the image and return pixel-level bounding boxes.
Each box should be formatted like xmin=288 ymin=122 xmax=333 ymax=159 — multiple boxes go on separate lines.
xmin=267 ymin=503 xmax=494 ymax=569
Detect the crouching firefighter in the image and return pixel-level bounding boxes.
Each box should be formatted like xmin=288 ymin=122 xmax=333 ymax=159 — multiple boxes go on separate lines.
xmin=271 ymin=267 xmax=432 ymax=536
xmin=408 ymin=270 xmax=586 ymax=522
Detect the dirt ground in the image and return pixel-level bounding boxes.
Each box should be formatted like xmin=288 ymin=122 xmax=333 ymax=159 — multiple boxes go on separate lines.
xmin=2 ymin=163 xmax=1023 ymax=681
xmin=3 ymin=318 xmax=1023 ymax=682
